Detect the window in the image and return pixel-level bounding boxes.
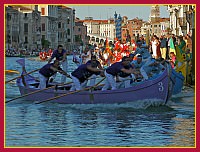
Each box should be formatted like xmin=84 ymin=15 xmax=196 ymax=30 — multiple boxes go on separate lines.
xmin=25 ymin=36 xmax=28 ymax=43
xmin=154 ymin=25 xmax=157 ymax=27
xmin=75 ymin=35 xmax=79 ymax=42
xmin=78 ymin=28 xmax=81 ymax=31
xmin=67 ymin=29 xmax=70 ymax=35
xmin=67 ymin=18 xmax=70 ymax=24
xmin=91 ymin=37 xmax=95 ymax=41
xmin=58 ymin=22 xmax=61 ymax=28
xmin=24 ymin=23 xmax=28 ymax=33
xmin=67 ymin=39 xmax=71 ymax=42
xmin=7 ymin=13 xmax=11 ymax=21
xmin=42 ymin=23 xmax=45 ymax=31
xmin=41 ymin=8 xmax=45 ymax=15
xmin=42 ymin=35 xmax=45 ymax=40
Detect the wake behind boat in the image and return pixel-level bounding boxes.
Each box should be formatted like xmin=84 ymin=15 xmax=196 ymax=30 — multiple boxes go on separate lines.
xmin=15 ymin=68 xmax=173 ymax=105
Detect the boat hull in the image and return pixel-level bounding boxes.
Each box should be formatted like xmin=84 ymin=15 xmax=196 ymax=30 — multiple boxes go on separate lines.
xmin=17 ymin=69 xmax=171 ymax=104
xmin=172 ymin=69 xmax=184 ymax=95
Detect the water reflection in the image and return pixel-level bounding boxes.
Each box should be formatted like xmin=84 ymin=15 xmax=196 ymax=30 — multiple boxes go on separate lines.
xmin=6 ymin=98 xmax=195 ymax=147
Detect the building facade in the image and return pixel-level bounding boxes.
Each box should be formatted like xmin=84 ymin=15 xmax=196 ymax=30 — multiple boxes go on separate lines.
xmin=74 ymin=20 xmax=88 ymax=49
xmin=99 ymin=19 xmax=115 ymax=40
xmin=5 ymin=5 xmax=76 ymax=52
xmin=38 ymin=5 xmax=59 ymax=49
xmin=5 ymin=5 xmax=41 ymax=51
xmin=57 ymin=5 xmax=75 ymax=50
xmin=5 ymin=6 xmax=21 ymax=50
xmin=167 ymin=5 xmax=195 ymax=36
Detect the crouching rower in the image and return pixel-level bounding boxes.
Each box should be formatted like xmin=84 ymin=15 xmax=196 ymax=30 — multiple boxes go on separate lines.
xmin=86 ymin=55 xmax=104 ymax=86
xmin=141 ymin=57 xmax=165 ymax=79
xmin=131 ymin=54 xmax=148 ymax=81
xmin=70 ymin=56 xmax=104 ymax=91
xmin=38 ymin=60 xmax=70 ymax=89
xmin=102 ymin=56 xmax=136 ymax=91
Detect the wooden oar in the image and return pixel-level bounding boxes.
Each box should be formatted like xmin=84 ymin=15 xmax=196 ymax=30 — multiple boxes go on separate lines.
xmin=5 ymin=68 xmax=40 ymax=84
xmin=35 ymin=77 xmax=106 ymax=104
xmin=5 ymin=81 xmax=73 ymax=103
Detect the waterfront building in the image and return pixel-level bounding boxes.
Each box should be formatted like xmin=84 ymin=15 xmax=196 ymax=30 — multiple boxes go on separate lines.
xmin=83 ymin=18 xmax=115 ymax=45
xmin=129 ymin=18 xmax=143 ymax=39
xmin=5 ymin=6 xmax=21 ymax=50
xmin=38 ymin=5 xmax=58 ymax=49
xmin=167 ymin=5 xmax=195 ymax=36
xmin=74 ymin=19 xmax=88 ymax=51
xmin=57 ymin=5 xmax=75 ymax=51
xmin=150 ymin=5 xmax=160 ymax=23
xmin=83 ymin=17 xmax=100 ymax=34
xmin=148 ymin=5 xmax=170 ymax=37
xmin=5 ymin=5 xmax=41 ymax=51
xmin=99 ymin=19 xmax=115 ymax=42
xmin=140 ymin=21 xmax=151 ymax=37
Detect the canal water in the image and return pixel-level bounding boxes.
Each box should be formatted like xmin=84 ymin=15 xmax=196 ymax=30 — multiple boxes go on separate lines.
xmin=5 ymin=56 xmax=195 ymax=147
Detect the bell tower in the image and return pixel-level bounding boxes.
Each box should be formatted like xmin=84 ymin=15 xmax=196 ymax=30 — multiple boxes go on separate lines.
xmin=150 ymin=5 xmax=160 ymax=22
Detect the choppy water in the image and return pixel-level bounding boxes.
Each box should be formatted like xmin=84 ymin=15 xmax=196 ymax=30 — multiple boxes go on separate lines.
xmin=5 ymin=56 xmax=195 ymax=147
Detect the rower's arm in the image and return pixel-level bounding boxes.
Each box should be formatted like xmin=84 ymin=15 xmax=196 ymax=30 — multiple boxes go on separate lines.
xmin=50 ymin=66 xmax=60 ymax=72
xmin=62 ymin=52 xmax=67 ymax=62
xmin=98 ymin=63 xmax=103 ymax=70
xmin=87 ymin=65 xmax=103 ymax=73
xmin=121 ymin=68 xmax=136 ymax=74
xmin=48 ymin=58 xmax=53 ymax=64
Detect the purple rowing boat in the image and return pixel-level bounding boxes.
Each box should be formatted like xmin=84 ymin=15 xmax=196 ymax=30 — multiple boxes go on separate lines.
xmin=15 ymin=68 xmax=173 ymax=105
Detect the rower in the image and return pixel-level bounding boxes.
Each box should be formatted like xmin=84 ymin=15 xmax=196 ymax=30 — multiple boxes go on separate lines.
xmin=142 ymin=57 xmax=165 ymax=79
xmin=48 ymin=45 xmax=68 ymax=83
xmin=131 ymin=54 xmax=148 ymax=81
xmin=85 ymin=55 xmax=104 ymax=87
xmin=70 ymin=56 xmax=104 ymax=91
xmin=38 ymin=60 xmax=70 ymax=89
xmin=102 ymin=56 xmax=136 ymax=91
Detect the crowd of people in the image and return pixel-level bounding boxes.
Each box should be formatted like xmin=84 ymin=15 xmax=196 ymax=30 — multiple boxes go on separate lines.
xmin=35 ymin=33 xmax=193 ymax=90
xmin=6 ymin=48 xmax=41 ymax=57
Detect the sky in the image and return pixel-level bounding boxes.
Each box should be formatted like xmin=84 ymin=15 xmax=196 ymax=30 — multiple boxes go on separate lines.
xmin=68 ymin=5 xmax=169 ymax=21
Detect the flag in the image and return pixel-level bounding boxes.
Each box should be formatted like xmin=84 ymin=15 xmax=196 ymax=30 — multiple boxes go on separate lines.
xmin=175 ymin=40 xmax=186 ymax=63
xmin=169 ymin=38 xmax=176 ymax=55
xmin=175 ymin=46 xmax=184 ymax=63
xmin=16 ymin=58 xmax=25 ymax=67
xmin=175 ymin=40 xmax=187 ymax=81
